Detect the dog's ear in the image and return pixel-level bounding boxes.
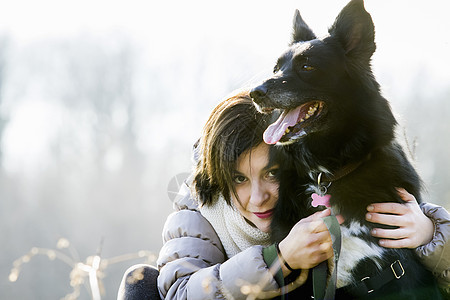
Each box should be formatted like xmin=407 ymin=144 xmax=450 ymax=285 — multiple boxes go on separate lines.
xmin=328 ymin=0 xmax=375 ymax=60
xmin=291 ymin=9 xmax=316 ymax=44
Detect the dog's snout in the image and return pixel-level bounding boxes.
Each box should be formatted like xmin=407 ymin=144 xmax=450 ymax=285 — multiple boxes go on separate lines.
xmin=250 ymin=85 xmax=268 ymax=104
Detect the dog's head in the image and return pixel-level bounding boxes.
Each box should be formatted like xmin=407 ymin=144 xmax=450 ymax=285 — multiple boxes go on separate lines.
xmin=251 ymin=0 xmax=394 ymax=150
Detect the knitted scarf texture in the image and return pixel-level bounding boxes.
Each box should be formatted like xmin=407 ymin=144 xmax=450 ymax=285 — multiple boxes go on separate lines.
xmin=200 ymin=195 xmax=272 ymax=258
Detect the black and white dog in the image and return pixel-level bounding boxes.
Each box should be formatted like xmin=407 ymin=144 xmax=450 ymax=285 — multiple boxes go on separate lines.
xmin=250 ymin=0 xmax=442 ymax=298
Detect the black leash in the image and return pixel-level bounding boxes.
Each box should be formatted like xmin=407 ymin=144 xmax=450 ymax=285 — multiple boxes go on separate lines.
xmin=312 ymin=216 xmax=407 ymax=299
xmin=342 ymin=259 xmax=406 ymax=297
xmin=312 ymin=214 xmax=341 ymax=300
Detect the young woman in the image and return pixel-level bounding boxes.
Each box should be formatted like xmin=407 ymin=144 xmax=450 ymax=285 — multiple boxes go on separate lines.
xmin=118 ymin=90 xmax=449 ymax=299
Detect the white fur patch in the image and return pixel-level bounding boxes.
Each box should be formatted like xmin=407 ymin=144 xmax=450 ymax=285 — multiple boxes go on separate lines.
xmin=307 ymin=168 xmax=331 ymax=182
xmin=305 ymin=184 xmax=385 ymax=288
xmin=336 ymin=222 xmax=385 ymax=288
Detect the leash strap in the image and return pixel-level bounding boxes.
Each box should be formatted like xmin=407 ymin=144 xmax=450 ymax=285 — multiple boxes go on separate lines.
xmin=262 ymin=244 xmax=286 ymax=299
xmin=313 ymin=214 xmax=341 ymax=300
xmin=343 ymin=259 xmax=406 ymax=296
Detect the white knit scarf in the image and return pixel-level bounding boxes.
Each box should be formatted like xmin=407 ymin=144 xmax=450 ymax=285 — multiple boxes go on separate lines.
xmin=199 ymin=195 xmax=272 ymax=258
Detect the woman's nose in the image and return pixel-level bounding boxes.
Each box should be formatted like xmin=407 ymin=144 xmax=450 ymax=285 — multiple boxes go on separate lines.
xmin=250 ymin=182 xmax=269 ymax=206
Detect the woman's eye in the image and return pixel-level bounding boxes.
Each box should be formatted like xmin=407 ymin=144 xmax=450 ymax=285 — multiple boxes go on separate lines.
xmin=233 ymin=175 xmax=247 ymax=184
xmin=267 ymin=169 xmax=279 ymax=179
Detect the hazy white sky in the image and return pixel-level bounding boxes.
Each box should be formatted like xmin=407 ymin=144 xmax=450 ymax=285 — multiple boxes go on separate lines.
xmin=0 ymin=0 xmax=449 ymax=174
xmin=1 ymin=3 xmax=448 ymax=298
xmin=1 ymin=0 xmax=448 ymax=81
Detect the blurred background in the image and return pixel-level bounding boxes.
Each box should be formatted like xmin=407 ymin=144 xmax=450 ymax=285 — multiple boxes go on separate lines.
xmin=0 ymin=0 xmax=449 ymax=299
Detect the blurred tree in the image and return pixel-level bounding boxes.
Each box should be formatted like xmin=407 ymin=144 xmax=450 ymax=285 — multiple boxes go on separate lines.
xmin=400 ymin=79 xmax=450 ymax=209
xmin=0 ymin=36 xmax=9 ymax=166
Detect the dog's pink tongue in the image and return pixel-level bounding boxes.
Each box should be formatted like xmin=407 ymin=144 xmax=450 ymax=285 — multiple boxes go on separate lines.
xmin=263 ymin=107 xmax=301 ymax=144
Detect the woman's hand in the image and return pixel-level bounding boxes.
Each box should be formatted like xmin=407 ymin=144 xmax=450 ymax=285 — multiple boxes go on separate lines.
xmin=278 ymin=209 xmax=344 ymax=276
xmin=366 ymin=188 xmax=434 ymax=249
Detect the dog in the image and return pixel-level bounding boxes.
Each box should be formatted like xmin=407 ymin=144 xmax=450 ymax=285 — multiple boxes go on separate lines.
xmin=250 ymin=0 xmax=443 ymax=298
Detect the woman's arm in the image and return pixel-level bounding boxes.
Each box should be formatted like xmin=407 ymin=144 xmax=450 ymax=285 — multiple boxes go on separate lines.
xmin=157 ymin=209 xmax=279 ymax=299
xmin=415 ymin=202 xmax=450 ymax=295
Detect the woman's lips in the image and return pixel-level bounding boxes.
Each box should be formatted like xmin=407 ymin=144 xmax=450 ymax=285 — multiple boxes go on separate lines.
xmin=253 ymin=209 xmax=274 ymax=219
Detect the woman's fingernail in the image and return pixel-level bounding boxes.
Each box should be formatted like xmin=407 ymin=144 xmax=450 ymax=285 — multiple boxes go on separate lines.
xmin=366 ymin=213 xmax=372 ymax=220
xmin=371 ymin=229 xmax=377 ymax=235
xmin=321 ymin=208 xmax=330 ymax=215
xmin=379 ymin=240 xmax=385 ymax=246
xmin=367 ymin=205 xmax=374 ymax=211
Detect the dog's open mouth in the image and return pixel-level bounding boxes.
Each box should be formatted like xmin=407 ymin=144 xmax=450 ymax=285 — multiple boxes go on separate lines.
xmin=263 ymin=101 xmax=324 ymax=145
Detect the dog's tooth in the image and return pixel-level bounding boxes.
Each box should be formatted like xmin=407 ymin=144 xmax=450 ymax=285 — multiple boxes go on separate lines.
xmin=300 ymin=118 xmax=304 ymax=122
xmin=285 ymin=128 xmax=290 ymax=134
xmin=305 ymin=114 xmax=310 ymax=119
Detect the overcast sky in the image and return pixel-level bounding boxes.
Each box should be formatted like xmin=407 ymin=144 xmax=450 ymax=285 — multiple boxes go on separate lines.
xmin=1 ymin=0 xmax=449 ymax=174
xmin=1 ymin=2 xmax=449 ymax=298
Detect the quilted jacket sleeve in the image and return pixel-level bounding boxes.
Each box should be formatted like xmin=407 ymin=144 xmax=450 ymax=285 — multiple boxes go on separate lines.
xmin=156 ymin=205 xmax=279 ymax=299
xmin=415 ymin=203 xmax=450 ymax=294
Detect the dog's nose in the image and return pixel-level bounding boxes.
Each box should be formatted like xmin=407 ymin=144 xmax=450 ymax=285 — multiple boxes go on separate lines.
xmin=250 ymin=85 xmax=268 ymax=104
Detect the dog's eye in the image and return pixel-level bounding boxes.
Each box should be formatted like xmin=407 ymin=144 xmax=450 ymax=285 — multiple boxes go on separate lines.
xmin=273 ymin=64 xmax=280 ymax=73
xmin=274 ymin=57 xmax=285 ymax=73
xmin=302 ymin=64 xmax=315 ymax=71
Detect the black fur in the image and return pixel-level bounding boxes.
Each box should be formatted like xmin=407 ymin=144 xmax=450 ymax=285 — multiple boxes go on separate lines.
xmin=251 ymin=0 xmax=442 ymax=298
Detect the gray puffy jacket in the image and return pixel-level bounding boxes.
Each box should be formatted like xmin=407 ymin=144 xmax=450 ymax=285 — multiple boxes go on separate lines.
xmin=157 ymin=183 xmax=450 ymax=299
xmin=416 ymin=202 xmax=450 ymax=295
xmin=157 ymin=183 xmax=278 ymax=299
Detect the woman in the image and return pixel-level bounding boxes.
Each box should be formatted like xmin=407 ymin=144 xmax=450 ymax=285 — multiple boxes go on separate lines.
xmin=118 ymin=90 xmax=449 ymax=299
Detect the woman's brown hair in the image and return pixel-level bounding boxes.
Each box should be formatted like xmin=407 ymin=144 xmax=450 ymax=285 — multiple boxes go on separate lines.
xmin=193 ymin=90 xmax=272 ymax=206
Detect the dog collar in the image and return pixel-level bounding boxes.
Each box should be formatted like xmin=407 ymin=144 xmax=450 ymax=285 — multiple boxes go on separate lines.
xmin=321 ymin=154 xmax=371 ymax=183
xmin=311 ymin=154 xmax=371 ymax=208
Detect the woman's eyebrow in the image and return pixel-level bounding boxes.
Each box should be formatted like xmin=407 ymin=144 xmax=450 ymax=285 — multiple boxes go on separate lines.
xmin=263 ymin=163 xmax=279 ymax=171
xmin=232 ymin=170 xmax=245 ymax=175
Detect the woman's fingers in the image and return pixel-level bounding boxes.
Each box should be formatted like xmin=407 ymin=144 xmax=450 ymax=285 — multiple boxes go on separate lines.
xmin=335 ymin=214 xmax=345 ymax=225
xmin=311 ymin=230 xmax=332 ymax=245
xmin=377 ymin=238 xmax=413 ymax=249
xmin=365 ymin=211 xmax=404 ymax=227
xmin=366 ymin=188 xmax=418 ymax=217
xmin=281 ymin=225 xmax=334 ymax=269
xmin=371 ymin=227 xmax=409 ymax=240
xmin=366 ymin=189 xmax=434 ymax=248
xmin=302 ymin=209 xmax=331 ymax=222
xmin=308 ymin=219 xmax=328 ymax=233
xmin=396 ymin=187 xmax=416 ymax=202
xmin=286 ymin=209 xmax=341 ymax=269
xmin=367 ymin=202 xmax=408 ymax=215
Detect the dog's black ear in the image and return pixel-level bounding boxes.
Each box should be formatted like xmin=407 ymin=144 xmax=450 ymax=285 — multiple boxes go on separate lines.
xmin=291 ymin=9 xmax=316 ymax=44
xmin=328 ymin=0 xmax=375 ymax=60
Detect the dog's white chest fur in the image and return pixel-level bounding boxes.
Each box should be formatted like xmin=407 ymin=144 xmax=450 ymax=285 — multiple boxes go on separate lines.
xmin=336 ymin=221 xmax=386 ymax=288
xmin=307 ymin=181 xmax=386 ymax=287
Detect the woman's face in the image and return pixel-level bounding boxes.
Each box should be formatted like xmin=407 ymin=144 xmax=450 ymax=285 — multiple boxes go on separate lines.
xmin=231 ymin=143 xmax=279 ymax=233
